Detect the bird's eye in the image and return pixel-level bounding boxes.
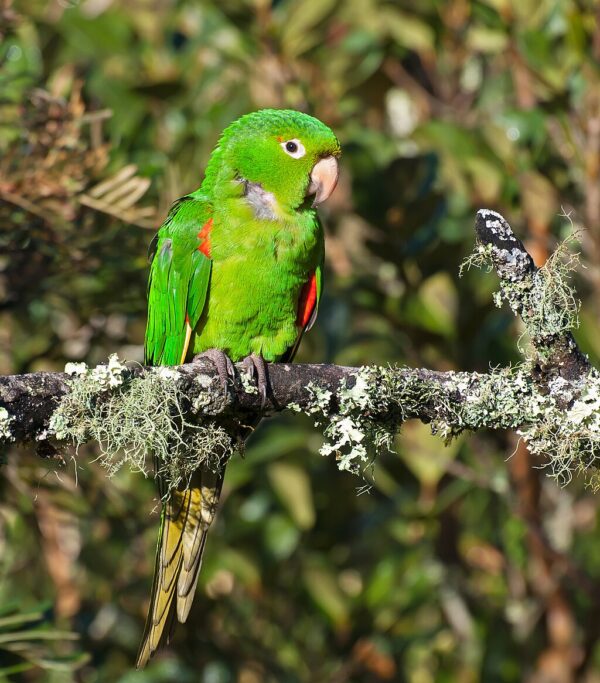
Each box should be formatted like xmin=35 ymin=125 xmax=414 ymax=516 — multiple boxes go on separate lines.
xmin=281 ymin=138 xmax=305 ymax=159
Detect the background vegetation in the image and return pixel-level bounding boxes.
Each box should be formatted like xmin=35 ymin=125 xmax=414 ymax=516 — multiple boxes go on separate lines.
xmin=3 ymin=0 xmax=600 ymax=680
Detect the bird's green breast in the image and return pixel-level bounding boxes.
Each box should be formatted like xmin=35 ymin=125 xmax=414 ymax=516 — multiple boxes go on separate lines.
xmin=192 ymin=201 xmax=323 ymax=361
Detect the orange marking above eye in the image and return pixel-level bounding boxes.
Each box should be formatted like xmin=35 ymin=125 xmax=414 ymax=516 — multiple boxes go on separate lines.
xmin=197 ymin=217 xmax=213 ymax=257
xmin=276 ymin=135 xmax=284 ymax=142
xmin=297 ymin=272 xmax=317 ymax=328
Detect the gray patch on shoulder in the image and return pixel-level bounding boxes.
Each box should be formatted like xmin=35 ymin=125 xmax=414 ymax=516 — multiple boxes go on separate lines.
xmin=241 ymin=179 xmax=279 ymax=220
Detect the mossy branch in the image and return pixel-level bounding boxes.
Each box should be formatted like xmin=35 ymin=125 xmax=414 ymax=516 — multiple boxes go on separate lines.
xmin=2 ymin=210 xmax=600 ymax=486
xmin=473 ymin=209 xmax=589 ymax=384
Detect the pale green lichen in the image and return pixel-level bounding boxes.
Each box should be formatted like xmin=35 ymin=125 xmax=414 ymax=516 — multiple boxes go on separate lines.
xmin=43 ymin=228 xmax=600 ymax=495
xmin=518 ymin=369 xmax=600 ymax=488
xmin=459 ymin=242 xmax=494 ymax=275
xmin=302 ymin=368 xmax=402 ymax=474
xmin=153 ymin=366 xmax=179 ymax=381
xmin=0 ymin=407 xmax=14 ymax=441
xmin=500 ymin=244 xmax=580 ymax=355
xmin=240 ymin=372 xmax=259 ymax=396
xmin=64 ymin=362 xmax=88 ymax=376
xmin=453 ymin=231 xmax=600 ymax=484
xmin=50 ymin=356 xmax=234 ymax=492
xmin=192 ymin=373 xmax=216 ymax=411
xmin=462 ymin=235 xmax=581 ymax=358
xmin=64 ymin=353 xmax=129 ymax=389
xmin=440 ymin=366 xmax=535 ymax=438
xmin=294 ymin=359 xmax=600 ymax=489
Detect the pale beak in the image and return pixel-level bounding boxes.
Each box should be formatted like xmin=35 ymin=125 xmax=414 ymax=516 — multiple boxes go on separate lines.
xmin=307 ymin=155 xmax=339 ymax=207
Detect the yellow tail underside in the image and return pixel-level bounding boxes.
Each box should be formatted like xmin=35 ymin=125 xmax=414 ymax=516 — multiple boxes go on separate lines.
xmin=136 ymin=469 xmax=223 ymax=668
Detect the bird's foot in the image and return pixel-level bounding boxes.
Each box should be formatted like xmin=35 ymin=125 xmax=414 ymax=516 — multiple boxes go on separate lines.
xmin=194 ymin=348 xmax=236 ymax=396
xmin=241 ymin=353 xmax=269 ymax=408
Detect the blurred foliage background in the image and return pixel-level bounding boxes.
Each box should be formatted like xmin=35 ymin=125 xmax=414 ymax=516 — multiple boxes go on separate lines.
xmin=3 ymin=0 xmax=600 ymax=681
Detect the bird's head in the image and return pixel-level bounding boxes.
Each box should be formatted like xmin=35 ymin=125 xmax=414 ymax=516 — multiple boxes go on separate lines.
xmin=204 ymin=109 xmax=341 ymax=214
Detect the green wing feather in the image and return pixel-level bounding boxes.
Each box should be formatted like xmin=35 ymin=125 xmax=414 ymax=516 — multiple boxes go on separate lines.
xmin=144 ymin=197 xmax=212 ymax=366
xmin=138 ymin=196 xmax=221 ymax=668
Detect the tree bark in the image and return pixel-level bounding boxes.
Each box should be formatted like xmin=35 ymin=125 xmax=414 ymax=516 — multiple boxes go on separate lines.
xmin=0 ymin=211 xmax=595 ymax=474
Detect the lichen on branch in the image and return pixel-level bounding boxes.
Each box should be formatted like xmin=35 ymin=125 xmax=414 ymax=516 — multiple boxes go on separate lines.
xmin=472 ymin=209 xmax=589 ymax=377
xmin=2 ymin=210 xmax=600 ymax=490
xmin=48 ymin=355 xmax=235 ymax=492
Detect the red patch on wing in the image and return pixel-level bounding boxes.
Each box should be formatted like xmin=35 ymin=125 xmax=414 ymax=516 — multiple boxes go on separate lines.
xmin=197 ymin=218 xmax=213 ymax=257
xmin=297 ymin=272 xmax=318 ymax=328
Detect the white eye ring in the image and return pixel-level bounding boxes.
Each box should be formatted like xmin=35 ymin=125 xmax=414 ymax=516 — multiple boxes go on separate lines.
xmin=280 ymin=138 xmax=306 ymax=159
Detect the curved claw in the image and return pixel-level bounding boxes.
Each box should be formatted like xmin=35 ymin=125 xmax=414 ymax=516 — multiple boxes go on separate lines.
xmin=241 ymin=353 xmax=269 ymax=408
xmin=194 ymin=348 xmax=236 ymax=396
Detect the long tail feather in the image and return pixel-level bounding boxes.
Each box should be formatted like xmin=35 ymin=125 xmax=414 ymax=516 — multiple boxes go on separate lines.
xmin=136 ymin=467 xmax=224 ymax=668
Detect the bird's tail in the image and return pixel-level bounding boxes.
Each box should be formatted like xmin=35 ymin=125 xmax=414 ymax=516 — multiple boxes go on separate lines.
xmin=136 ymin=467 xmax=224 ymax=668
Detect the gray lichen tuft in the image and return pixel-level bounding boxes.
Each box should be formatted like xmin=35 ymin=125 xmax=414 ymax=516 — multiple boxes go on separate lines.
xmin=49 ymin=355 xmax=235 ymax=491
xmin=519 ymin=369 xmax=600 ymax=488
xmin=463 ymin=226 xmax=581 ymax=359
xmin=293 ymin=365 xmax=536 ymax=475
xmin=292 ymin=358 xmax=600 ymax=489
xmin=30 ymin=218 xmax=600 ymax=493
xmin=461 ymin=226 xmax=600 ymax=485
xmin=291 ymin=367 xmax=402 ymax=474
xmin=0 ymin=406 xmax=14 ymax=442
xmin=496 ymin=242 xmax=580 ymax=356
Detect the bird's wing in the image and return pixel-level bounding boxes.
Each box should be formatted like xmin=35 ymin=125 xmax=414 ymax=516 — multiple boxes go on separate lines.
xmin=138 ymin=196 xmax=222 ymax=668
xmin=144 ymin=196 xmax=212 ymax=366
xmin=281 ymin=250 xmax=324 ymax=363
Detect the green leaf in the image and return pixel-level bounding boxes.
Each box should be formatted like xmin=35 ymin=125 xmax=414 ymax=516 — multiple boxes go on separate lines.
xmin=382 ymin=9 xmax=435 ymax=52
xmin=0 ymin=662 xmax=35 ymax=676
xmin=263 ymin=514 xmax=301 ymax=560
xmin=467 ymin=26 xmax=509 ymax=53
xmin=268 ymin=461 xmax=315 ymax=530
xmin=0 ymin=630 xmax=79 ymax=644
xmin=279 ymin=0 xmax=338 ymax=57
xmin=0 ymin=610 xmax=45 ymax=630
xmin=404 ymin=272 xmax=458 ymax=337
xmin=365 ymin=558 xmax=396 ymax=608
xmin=303 ymin=562 xmax=349 ymax=627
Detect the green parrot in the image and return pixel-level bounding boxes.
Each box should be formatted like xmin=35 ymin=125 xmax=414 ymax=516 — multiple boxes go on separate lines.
xmin=138 ymin=109 xmax=341 ymax=667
